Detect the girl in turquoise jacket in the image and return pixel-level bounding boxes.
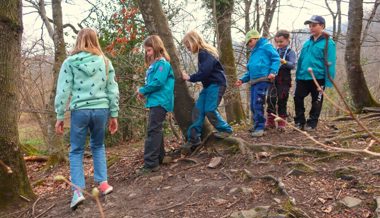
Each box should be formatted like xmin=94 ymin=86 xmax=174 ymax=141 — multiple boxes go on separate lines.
xmin=137 ymin=35 xmax=175 ymax=174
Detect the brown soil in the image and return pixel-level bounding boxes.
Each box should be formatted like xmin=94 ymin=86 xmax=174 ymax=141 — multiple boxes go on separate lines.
xmin=2 ymin=117 xmax=380 ymax=218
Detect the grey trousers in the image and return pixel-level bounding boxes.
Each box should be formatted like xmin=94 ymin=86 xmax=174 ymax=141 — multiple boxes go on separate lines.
xmin=144 ymin=106 xmax=167 ymax=168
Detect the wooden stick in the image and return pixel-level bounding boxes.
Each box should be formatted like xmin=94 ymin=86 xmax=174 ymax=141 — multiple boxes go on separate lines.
xmin=272 ymin=113 xmax=380 ymax=156
xmin=0 ymin=160 xmax=12 ymax=174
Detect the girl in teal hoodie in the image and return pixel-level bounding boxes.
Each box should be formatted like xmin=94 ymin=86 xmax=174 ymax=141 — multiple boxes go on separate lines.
xmin=54 ymin=28 xmax=119 ymax=209
xmin=136 ymin=35 xmax=175 ymax=174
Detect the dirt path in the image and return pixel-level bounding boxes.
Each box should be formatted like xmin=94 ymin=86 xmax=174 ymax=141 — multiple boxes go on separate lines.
xmin=3 ymin=117 xmax=380 ymax=218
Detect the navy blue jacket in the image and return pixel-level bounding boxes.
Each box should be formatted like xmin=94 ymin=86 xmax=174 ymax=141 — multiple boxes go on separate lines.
xmin=189 ymin=49 xmax=227 ymax=87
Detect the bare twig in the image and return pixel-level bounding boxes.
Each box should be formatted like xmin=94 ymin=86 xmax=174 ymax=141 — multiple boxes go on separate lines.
xmin=19 ymin=195 xmax=31 ymax=202
xmin=54 ymin=176 xmax=104 ymax=217
xmin=32 ymin=197 xmax=41 ymax=217
xmin=308 ymin=68 xmax=380 ymax=144
xmin=156 ymin=187 xmax=201 ymax=212
xmin=0 ymin=160 xmax=13 ymax=174
xmin=273 ymin=114 xmax=380 ymax=156
xmin=34 ymin=204 xmax=55 ymax=218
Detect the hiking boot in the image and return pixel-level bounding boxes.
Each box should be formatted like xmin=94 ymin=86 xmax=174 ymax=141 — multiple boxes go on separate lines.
xmin=70 ymin=189 xmax=85 ymax=209
xmin=135 ymin=165 xmax=160 ymax=175
xmin=295 ymin=123 xmax=305 ymax=131
xmin=213 ymin=131 xmax=232 ymax=139
xmin=251 ymin=130 xmax=264 ymax=137
xmin=305 ymin=125 xmax=316 ymax=132
xmin=98 ymin=181 xmax=113 ymax=195
xmin=248 ymin=127 xmax=255 ymax=133
xmin=181 ymin=141 xmax=201 ymax=155
xmin=265 ymin=114 xmax=276 ymax=129
xmin=277 ymin=115 xmax=287 ymax=131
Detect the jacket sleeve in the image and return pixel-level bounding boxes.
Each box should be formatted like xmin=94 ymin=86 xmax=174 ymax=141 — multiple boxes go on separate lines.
xmin=106 ymin=61 xmax=120 ymax=117
xmin=54 ymin=60 xmax=73 ymax=120
xmin=283 ymin=49 xmax=296 ymax=70
xmin=325 ymin=39 xmax=336 ymax=88
xmin=139 ymin=61 xmax=170 ymax=95
xmin=239 ymin=71 xmax=250 ymax=83
xmin=267 ymin=45 xmax=281 ymax=75
xmin=189 ymin=51 xmax=214 ymax=82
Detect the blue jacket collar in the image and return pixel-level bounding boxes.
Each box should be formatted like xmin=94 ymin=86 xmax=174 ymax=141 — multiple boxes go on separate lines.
xmin=251 ymin=37 xmax=268 ymax=52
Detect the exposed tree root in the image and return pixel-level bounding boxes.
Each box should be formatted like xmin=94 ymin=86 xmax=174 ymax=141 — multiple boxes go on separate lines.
xmin=243 ymin=169 xmax=296 ymax=205
xmin=325 ymin=132 xmax=380 ymax=143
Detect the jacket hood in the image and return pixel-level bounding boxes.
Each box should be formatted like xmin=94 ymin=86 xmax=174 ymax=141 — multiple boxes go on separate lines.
xmin=67 ymin=51 xmax=106 ymax=76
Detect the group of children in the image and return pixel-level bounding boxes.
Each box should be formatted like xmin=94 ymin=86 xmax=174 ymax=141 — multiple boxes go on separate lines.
xmin=54 ymin=15 xmax=336 ymax=208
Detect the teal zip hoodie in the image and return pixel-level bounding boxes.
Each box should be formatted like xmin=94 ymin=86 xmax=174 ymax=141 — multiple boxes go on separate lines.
xmin=54 ymin=51 xmax=120 ymax=120
xmin=139 ymin=58 xmax=175 ymax=112
xmin=296 ymin=34 xmax=336 ymax=87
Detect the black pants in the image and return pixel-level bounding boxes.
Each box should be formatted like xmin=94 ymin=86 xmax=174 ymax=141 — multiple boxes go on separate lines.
xmin=294 ymin=79 xmax=325 ymax=128
xmin=266 ymin=82 xmax=291 ymax=116
xmin=144 ymin=106 xmax=167 ymax=168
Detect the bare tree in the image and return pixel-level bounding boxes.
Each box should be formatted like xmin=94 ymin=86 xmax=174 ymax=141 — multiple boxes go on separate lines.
xmin=0 ymin=0 xmax=35 ymax=209
xmin=325 ymin=0 xmax=342 ymax=42
xmin=210 ymin=0 xmax=246 ymax=123
xmin=260 ymin=0 xmax=278 ymax=38
xmin=345 ymin=0 xmax=379 ymax=110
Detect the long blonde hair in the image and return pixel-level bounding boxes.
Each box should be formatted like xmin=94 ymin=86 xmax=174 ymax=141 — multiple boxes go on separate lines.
xmin=182 ymin=30 xmax=219 ymax=59
xmin=71 ymin=28 xmax=104 ymax=56
xmin=143 ymin=35 xmax=170 ymax=66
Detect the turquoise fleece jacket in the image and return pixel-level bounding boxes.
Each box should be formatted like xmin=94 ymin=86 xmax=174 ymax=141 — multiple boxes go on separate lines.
xmin=54 ymin=51 xmax=120 ymax=120
xmin=296 ymin=34 xmax=336 ymax=87
xmin=240 ymin=37 xmax=280 ymax=83
xmin=139 ymin=58 xmax=175 ymax=112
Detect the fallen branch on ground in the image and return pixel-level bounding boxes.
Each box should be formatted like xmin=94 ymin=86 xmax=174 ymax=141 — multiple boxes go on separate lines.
xmin=24 ymin=155 xmax=48 ymax=162
xmin=272 ymin=114 xmax=380 ymax=157
xmin=308 ymin=68 xmax=380 ymax=144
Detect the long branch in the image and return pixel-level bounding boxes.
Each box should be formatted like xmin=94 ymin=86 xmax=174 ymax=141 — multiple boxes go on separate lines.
xmin=308 ymin=67 xmax=380 ymax=144
xmin=272 ymin=113 xmax=380 ymax=157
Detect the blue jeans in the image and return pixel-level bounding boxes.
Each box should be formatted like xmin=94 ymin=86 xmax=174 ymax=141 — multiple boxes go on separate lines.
xmin=70 ymin=109 xmax=109 ymax=190
xmin=187 ymin=84 xmax=232 ymax=143
xmin=251 ymin=82 xmax=270 ymax=131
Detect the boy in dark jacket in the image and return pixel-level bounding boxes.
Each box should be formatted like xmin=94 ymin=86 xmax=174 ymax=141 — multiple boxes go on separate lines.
xmin=266 ymin=30 xmax=296 ymax=131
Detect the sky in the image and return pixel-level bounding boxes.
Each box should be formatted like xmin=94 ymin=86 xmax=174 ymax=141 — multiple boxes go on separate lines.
xmin=22 ymin=0 xmax=374 ymax=49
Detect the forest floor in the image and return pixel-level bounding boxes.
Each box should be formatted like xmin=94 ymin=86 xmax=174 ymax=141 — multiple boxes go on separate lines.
xmin=3 ymin=114 xmax=380 ymax=218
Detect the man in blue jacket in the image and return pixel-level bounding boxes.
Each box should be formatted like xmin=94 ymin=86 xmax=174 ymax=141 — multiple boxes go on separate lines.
xmin=236 ymin=29 xmax=280 ymax=137
xmin=294 ymin=15 xmax=336 ymax=131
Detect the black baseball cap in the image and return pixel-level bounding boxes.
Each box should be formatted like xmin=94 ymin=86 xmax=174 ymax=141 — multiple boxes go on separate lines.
xmin=304 ymin=15 xmax=325 ymax=25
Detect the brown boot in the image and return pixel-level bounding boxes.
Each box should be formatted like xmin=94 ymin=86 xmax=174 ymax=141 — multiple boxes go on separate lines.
xmin=265 ymin=114 xmax=275 ymax=129
xmin=277 ymin=115 xmax=287 ymax=131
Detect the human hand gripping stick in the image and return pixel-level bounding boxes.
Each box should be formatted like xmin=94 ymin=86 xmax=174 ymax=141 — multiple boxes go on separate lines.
xmin=182 ymin=70 xmax=190 ymax=81
xmin=235 ymin=80 xmax=243 ymax=87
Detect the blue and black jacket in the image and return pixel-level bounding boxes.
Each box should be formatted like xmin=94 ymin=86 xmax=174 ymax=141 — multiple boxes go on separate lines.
xmin=189 ymin=49 xmax=227 ymax=87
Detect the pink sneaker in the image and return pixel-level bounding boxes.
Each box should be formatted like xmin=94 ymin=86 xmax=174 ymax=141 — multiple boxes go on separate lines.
xmin=98 ymin=181 xmax=113 ymax=195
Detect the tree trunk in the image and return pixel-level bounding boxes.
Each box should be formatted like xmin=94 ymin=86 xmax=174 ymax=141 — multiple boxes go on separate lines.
xmin=213 ymin=0 xmax=245 ymax=123
xmin=46 ymin=0 xmax=67 ymax=164
xmin=261 ymin=0 xmax=278 ymax=38
xmin=0 ymin=0 xmax=35 ymax=209
xmin=345 ymin=0 xmax=379 ymax=111
xmin=135 ymin=0 xmax=213 ymax=138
